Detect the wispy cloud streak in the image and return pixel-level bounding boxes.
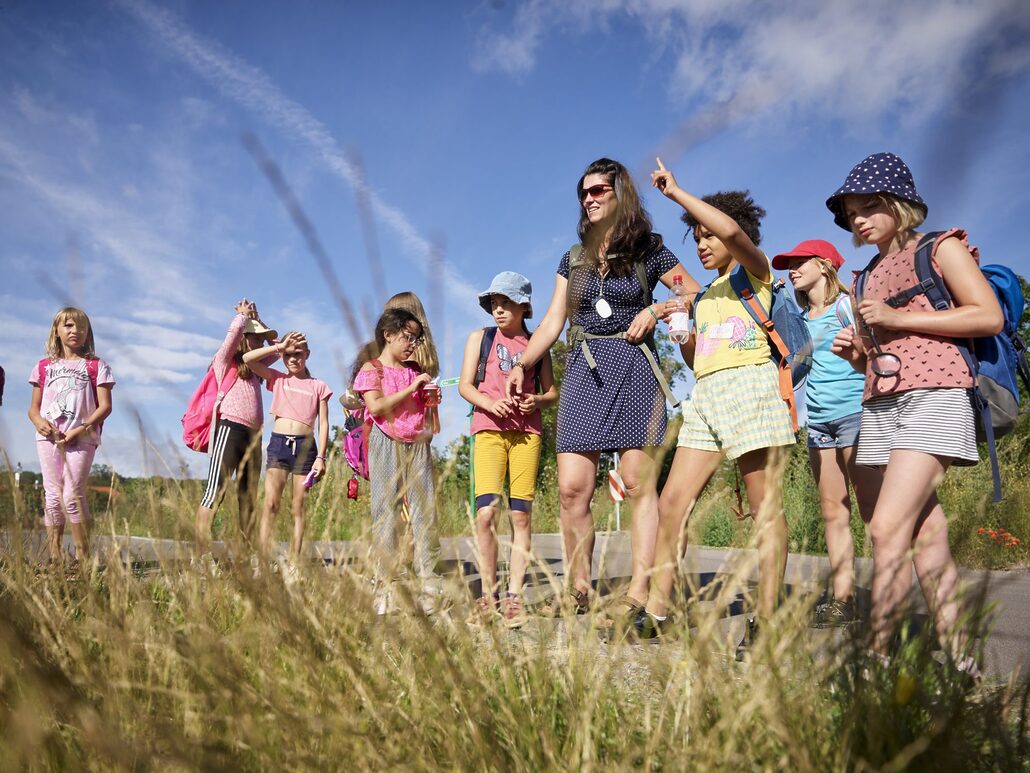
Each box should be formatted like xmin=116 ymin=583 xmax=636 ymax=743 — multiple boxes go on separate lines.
xmin=114 ymin=0 xmax=480 ymax=304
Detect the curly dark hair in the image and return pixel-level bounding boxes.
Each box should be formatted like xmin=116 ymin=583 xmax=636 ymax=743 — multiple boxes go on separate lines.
xmin=680 ymin=190 xmax=765 ymax=246
xmin=374 ymin=308 xmax=422 ymax=349
xmin=576 ymin=158 xmax=663 ymax=276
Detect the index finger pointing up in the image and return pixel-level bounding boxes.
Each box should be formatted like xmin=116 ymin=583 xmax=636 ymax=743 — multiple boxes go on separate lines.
xmin=656 ymin=157 xmax=667 ymax=171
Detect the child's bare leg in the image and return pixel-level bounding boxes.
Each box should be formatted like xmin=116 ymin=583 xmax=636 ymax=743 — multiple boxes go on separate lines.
xmin=810 ymin=446 xmax=856 ymax=602
xmin=740 ymin=447 xmax=787 ymax=620
xmin=475 ymin=499 xmax=500 ymax=595
xmin=69 ymin=521 xmax=90 ymax=563
xmin=843 ymin=447 xmax=882 ymax=525
xmin=556 ymin=451 xmax=600 ymax=596
xmin=289 ymin=475 xmax=308 ymax=562
xmin=646 ymin=447 xmax=722 ymax=617
xmin=911 ymin=496 xmax=964 ymax=656
xmin=46 ymin=524 xmax=64 ymax=564
xmin=619 ymin=447 xmax=660 ymax=605
xmin=508 ymin=503 xmax=532 ymax=596
xmin=868 ymin=449 xmax=948 ymax=654
xmin=195 ymin=505 xmax=215 ymax=555
xmin=259 ymin=469 xmax=289 ymax=561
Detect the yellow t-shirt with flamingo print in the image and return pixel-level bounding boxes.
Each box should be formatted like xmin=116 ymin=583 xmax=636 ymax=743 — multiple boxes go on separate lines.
xmin=693 ymin=264 xmax=772 ymax=379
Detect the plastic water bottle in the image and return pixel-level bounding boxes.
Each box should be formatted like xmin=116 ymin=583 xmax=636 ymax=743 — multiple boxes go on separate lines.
xmin=668 ymin=275 xmax=692 ymax=344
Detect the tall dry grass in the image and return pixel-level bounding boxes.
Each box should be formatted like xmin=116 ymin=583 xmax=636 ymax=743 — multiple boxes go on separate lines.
xmin=0 ymin=513 xmax=1027 ymax=771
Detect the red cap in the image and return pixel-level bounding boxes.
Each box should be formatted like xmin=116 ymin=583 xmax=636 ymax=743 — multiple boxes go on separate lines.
xmin=771 ymin=239 xmax=845 ymax=271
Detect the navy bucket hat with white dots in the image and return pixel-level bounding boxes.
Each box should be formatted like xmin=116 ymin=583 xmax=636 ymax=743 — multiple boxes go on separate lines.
xmin=825 ymin=152 xmax=928 ymax=231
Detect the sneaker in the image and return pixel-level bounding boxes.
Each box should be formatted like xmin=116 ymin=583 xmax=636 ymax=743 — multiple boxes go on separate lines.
xmin=539 ymin=588 xmax=591 ymax=618
xmin=501 ymin=593 xmax=527 ymax=629
xmin=627 ymin=608 xmax=668 ymax=641
xmin=735 ymin=617 xmax=759 ymax=661
xmin=812 ymin=598 xmax=857 ymax=629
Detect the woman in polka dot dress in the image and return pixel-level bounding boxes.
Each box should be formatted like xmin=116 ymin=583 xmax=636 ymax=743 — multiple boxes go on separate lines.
xmin=828 ymin=152 xmax=1002 ymax=676
xmin=506 ymin=157 xmax=698 ymax=618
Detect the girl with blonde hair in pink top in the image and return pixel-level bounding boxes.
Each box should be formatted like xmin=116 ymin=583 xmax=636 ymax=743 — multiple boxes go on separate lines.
xmin=244 ymin=332 xmax=332 ymax=564
xmin=827 ymin=152 xmax=1003 ymax=675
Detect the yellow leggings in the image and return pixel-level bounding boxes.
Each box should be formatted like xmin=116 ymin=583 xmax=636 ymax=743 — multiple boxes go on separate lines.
xmin=473 ymin=430 xmax=542 ymax=510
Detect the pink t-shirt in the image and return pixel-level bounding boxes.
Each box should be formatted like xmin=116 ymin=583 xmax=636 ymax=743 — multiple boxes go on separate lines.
xmin=352 ymin=362 xmax=427 ymax=443
xmin=470 ymin=328 xmax=542 ymax=436
xmin=856 ymin=227 xmax=977 ymax=401
xmin=28 ymin=357 xmax=115 ymax=445
xmin=266 ymin=370 xmax=332 ymax=427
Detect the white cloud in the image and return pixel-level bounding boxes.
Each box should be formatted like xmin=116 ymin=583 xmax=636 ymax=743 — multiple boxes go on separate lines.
xmin=473 ymin=0 xmax=1030 ymax=159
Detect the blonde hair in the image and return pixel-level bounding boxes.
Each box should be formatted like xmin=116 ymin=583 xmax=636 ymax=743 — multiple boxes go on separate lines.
xmin=384 ymin=291 xmax=439 ymax=378
xmin=45 ymin=307 xmax=96 ymax=360
xmin=281 ymin=331 xmax=312 ymax=378
xmin=794 ymin=259 xmax=850 ymax=310
xmin=850 ymin=193 xmax=926 ymax=248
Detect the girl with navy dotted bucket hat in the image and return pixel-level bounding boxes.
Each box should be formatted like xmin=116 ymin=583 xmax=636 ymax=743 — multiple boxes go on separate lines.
xmin=827 ymin=152 xmax=1003 ymax=678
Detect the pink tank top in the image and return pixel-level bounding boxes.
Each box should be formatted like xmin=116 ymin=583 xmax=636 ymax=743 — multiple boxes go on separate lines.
xmin=470 ymin=328 xmax=543 ymax=435
xmin=857 ymin=227 xmax=976 ymax=401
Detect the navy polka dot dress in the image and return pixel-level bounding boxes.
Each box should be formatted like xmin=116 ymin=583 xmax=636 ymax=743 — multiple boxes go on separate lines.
xmin=555 ymin=244 xmax=679 ymax=453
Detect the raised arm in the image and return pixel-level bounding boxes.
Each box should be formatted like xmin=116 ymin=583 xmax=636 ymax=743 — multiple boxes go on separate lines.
xmin=651 ymin=157 xmax=768 ymax=281
xmin=506 ymin=273 xmax=568 ymax=397
xmin=242 ymin=331 xmax=306 ymax=379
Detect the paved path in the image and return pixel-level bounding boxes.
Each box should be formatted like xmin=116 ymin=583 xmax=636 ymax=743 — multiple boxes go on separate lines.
xmin=10 ymin=529 xmax=1028 ymax=680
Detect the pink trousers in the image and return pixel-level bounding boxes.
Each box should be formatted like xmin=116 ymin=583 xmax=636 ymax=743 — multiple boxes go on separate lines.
xmin=36 ymin=440 xmax=97 ymax=528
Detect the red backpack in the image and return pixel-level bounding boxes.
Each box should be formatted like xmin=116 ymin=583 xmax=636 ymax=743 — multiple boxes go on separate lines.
xmin=181 ymin=364 xmax=238 ymax=453
xmin=36 ymin=358 xmax=103 ymax=435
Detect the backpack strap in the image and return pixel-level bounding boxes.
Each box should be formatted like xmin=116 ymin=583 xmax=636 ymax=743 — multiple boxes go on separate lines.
xmin=863 ymin=232 xmax=1004 ymax=501
xmin=834 ymin=296 xmax=854 ymax=329
xmin=474 ymin=326 xmax=498 ymax=387
xmin=369 ymin=358 xmax=386 ymax=383
xmin=728 ymin=267 xmax=798 ymax=431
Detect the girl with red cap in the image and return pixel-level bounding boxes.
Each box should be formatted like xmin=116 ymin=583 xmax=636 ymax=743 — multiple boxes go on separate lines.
xmin=773 ymin=240 xmax=881 ymax=628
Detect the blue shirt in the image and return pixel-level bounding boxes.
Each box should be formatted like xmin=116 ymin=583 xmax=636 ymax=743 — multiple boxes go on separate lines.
xmin=804 ymin=297 xmax=865 ymax=424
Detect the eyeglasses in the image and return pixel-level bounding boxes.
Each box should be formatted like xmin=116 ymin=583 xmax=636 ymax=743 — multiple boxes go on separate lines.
xmin=397 ymin=332 xmax=424 ymax=345
xmin=579 ymin=184 xmax=614 ymax=202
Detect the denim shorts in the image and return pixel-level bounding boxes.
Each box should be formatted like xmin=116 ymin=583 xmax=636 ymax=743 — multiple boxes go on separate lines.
xmin=806 ymin=411 xmax=862 ymax=449
xmin=267 ymin=432 xmax=318 ymax=474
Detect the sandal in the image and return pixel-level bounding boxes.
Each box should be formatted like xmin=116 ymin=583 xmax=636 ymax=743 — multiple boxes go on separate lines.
xmin=538 ymin=588 xmax=591 ymax=618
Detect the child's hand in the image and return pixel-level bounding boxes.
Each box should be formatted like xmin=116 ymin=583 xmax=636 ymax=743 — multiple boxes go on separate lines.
xmin=235 ymin=298 xmax=254 ymax=317
xmin=487 ymin=397 xmax=514 ymax=418
xmin=831 ymin=325 xmax=866 ymax=366
xmin=56 ymin=426 xmax=87 ymax=448
xmin=311 ymin=457 xmax=326 ymax=478
xmin=651 ymin=157 xmax=681 ymax=198
xmin=856 ymin=299 xmax=903 ymax=330
xmin=277 ymin=331 xmax=307 ymax=352
xmin=515 ymin=394 xmax=539 ymax=414
xmin=34 ymin=419 xmax=58 ymax=438
xmin=411 ymin=372 xmax=432 ymax=392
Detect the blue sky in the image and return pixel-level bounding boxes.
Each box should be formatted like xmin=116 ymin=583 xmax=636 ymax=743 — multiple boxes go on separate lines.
xmin=2 ymin=0 xmax=1029 ymax=476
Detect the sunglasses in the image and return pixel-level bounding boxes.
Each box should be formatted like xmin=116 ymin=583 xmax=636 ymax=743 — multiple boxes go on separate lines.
xmin=579 ymin=184 xmax=614 ymax=202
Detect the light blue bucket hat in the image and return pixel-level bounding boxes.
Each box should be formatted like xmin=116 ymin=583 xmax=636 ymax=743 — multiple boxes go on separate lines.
xmin=478 ymin=271 xmax=533 ymax=318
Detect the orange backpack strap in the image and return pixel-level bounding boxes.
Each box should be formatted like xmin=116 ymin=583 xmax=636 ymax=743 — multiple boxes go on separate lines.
xmin=737 ymin=287 xmax=799 ymax=432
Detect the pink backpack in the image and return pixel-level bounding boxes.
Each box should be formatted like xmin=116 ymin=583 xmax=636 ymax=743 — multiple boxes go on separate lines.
xmin=181 ymin=363 xmax=238 ymax=453
xmin=36 ymin=357 xmax=103 ymax=435
xmin=342 ymin=410 xmax=370 ymax=480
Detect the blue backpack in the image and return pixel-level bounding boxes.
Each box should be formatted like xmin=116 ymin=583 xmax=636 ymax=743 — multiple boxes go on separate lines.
xmin=855 ymin=231 xmax=1030 ymax=502
xmin=693 ymin=266 xmax=813 ymax=429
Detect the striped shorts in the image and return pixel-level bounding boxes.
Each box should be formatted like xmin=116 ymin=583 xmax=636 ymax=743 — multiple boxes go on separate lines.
xmin=857 ymin=388 xmax=978 ymax=467
xmin=677 ymin=360 xmax=796 ymax=460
